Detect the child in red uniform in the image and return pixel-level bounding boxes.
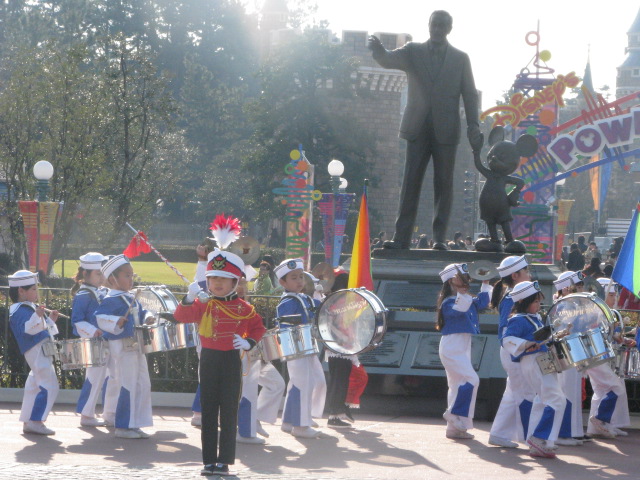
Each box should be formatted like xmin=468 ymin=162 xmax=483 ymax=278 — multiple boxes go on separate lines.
xmin=174 ymin=249 xmax=265 ymax=477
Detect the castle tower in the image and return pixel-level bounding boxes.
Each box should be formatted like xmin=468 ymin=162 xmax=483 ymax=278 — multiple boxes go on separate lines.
xmin=259 ymin=0 xmax=291 ymax=60
xmin=616 ymin=7 xmax=640 ymax=98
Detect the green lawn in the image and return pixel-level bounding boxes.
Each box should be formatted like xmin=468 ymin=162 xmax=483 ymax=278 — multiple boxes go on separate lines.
xmin=53 ymin=259 xmax=196 ymax=289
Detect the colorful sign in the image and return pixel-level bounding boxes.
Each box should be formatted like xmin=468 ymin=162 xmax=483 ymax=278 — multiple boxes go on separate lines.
xmin=481 ymin=72 xmax=579 ymax=129
xmin=272 ymin=149 xmax=320 ymax=269
xmin=549 ymin=107 xmax=640 ymax=169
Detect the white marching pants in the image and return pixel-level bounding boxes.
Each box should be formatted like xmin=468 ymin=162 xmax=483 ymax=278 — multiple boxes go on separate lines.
xmin=282 ymin=355 xmax=326 ymax=427
xmin=102 ymin=347 xmax=120 ymax=424
xmin=76 ymin=364 xmax=108 ymax=417
xmin=490 ymin=346 xmax=533 ymax=441
xmin=20 ymin=343 xmax=59 ymax=423
xmin=109 ymin=339 xmax=153 ymax=429
xmin=520 ymin=353 xmax=566 ymax=445
xmin=238 ymin=357 xmax=285 ymax=437
xmin=587 ymin=363 xmax=630 ymax=433
xmin=438 ymin=333 xmax=479 ymax=430
xmin=558 ymin=368 xmax=584 ymax=437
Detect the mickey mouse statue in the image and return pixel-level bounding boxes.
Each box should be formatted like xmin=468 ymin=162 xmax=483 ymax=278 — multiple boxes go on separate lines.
xmin=474 ymin=126 xmax=538 ymax=253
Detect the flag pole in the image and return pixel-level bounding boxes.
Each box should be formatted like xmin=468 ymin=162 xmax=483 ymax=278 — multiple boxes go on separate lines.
xmin=125 ymin=222 xmax=190 ymax=284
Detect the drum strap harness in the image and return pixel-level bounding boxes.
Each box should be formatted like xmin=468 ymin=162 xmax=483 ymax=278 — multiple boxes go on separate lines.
xmin=281 ymin=293 xmax=315 ymax=323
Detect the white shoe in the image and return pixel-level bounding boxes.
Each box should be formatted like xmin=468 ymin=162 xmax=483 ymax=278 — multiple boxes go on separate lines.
xmin=191 ymin=413 xmax=202 ymax=427
xmin=310 ymin=420 xmax=319 ymax=428
xmin=80 ymin=416 xmax=106 ymax=427
xmin=488 ymin=435 xmax=518 ymax=448
xmin=556 ymin=437 xmax=582 ymax=446
xmin=589 ymin=416 xmax=615 ymax=438
xmin=446 ymin=429 xmax=474 ymax=440
xmin=281 ymin=422 xmax=293 ymax=433
xmin=133 ymin=428 xmax=151 ymax=438
xmin=23 ymin=421 xmax=55 ymax=435
xmin=613 ymin=428 xmax=628 ymax=436
xmin=256 ymin=421 xmax=270 ymax=438
xmin=291 ymin=426 xmax=321 ymax=438
xmin=527 ymin=436 xmax=556 ymax=458
xmin=115 ymin=428 xmax=142 ymax=439
xmin=443 ymin=411 xmax=466 ymax=431
xmin=236 ymin=434 xmax=266 ymax=444
xmin=102 ymin=416 xmax=115 ymax=427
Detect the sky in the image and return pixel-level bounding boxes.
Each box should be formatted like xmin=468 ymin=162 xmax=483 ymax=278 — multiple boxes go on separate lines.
xmin=254 ymin=1 xmax=640 ymax=110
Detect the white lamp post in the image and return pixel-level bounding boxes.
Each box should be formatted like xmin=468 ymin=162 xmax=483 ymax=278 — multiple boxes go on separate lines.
xmin=33 ymin=160 xmax=54 ymax=202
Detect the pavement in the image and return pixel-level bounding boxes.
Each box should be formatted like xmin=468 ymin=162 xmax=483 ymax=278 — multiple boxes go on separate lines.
xmin=1 ymin=402 xmax=640 ymax=480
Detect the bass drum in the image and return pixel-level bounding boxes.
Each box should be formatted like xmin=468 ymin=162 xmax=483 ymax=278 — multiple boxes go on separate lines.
xmin=315 ymin=288 xmax=387 ymax=355
xmin=546 ymin=292 xmax=616 ymax=372
xmin=136 ymin=285 xmax=179 ymax=319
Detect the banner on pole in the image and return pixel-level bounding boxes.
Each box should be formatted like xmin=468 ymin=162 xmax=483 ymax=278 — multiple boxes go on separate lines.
xmin=18 ymin=200 xmax=59 ymax=273
xmin=317 ymin=193 xmax=355 ymax=267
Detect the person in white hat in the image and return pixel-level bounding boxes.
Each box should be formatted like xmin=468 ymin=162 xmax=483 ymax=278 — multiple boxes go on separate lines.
xmin=436 ymin=263 xmax=492 ymax=440
xmin=488 ymin=255 xmax=532 ymax=448
xmin=550 ymin=271 xmax=587 ymax=445
xmin=94 ymin=255 xmax=156 ymax=439
xmin=583 ymin=278 xmax=631 ymax=438
xmin=275 ymin=258 xmax=326 ymax=438
xmin=174 ymin=249 xmax=266 ymax=477
xmin=69 ymin=252 xmax=110 ymax=427
xmin=8 ymin=269 xmax=60 ymax=435
xmin=503 ymin=281 xmax=566 ymax=459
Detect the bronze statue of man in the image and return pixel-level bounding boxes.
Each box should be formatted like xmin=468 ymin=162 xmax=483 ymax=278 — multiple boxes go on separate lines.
xmin=368 ymin=10 xmax=483 ymax=250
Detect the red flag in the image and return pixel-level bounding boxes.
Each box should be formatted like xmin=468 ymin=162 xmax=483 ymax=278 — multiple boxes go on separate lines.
xmin=123 ymin=231 xmax=151 ymax=258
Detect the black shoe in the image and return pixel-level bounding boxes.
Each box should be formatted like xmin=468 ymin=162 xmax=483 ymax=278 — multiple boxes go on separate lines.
xmin=328 ymin=417 xmax=352 ymax=428
xmin=575 ymin=435 xmax=593 ymax=442
xmin=383 ymin=240 xmax=408 ymax=250
xmin=344 ymin=407 xmax=355 ymax=423
xmin=214 ymin=464 xmax=231 ymax=476
xmin=201 ymin=464 xmax=216 ymax=476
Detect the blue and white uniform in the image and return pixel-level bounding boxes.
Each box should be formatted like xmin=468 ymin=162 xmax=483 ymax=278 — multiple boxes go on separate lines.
xmin=277 ymin=292 xmax=326 ymax=427
xmin=95 ymin=290 xmax=154 ymax=429
xmin=490 ymin=291 xmax=535 ymax=442
xmin=72 ymin=285 xmax=112 ymax=419
xmin=9 ymin=302 xmax=59 ymax=423
xmin=439 ymin=283 xmax=491 ymax=431
xmin=503 ymin=313 xmax=566 ymax=446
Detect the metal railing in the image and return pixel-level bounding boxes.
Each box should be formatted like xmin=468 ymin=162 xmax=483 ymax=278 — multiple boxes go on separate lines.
xmin=0 ymin=287 xmax=280 ymax=393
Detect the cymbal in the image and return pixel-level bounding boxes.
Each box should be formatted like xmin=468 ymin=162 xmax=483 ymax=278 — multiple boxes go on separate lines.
xmin=468 ymin=260 xmax=498 ymax=281
xmin=228 ymin=236 xmax=261 ymax=265
xmin=311 ymin=262 xmax=335 ymax=292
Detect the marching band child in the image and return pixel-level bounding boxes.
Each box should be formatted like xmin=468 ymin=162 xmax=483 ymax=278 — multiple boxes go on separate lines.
xmin=174 ymin=249 xmax=265 ymax=477
xmin=8 ymin=270 xmax=60 ymax=435
xmin=71 ymin=252 xmax=109 ymax=427
xmin=235 ymin=276 xmax=286 ymax=444
xmin=552 ymin=271 xmax=587 ymax=445
xmin=95 ymin=254 xmax=155 ymax=439
xmin=437 ymin=263 xmax=492 ymax=439
xmin=585 ymin=278 xmax=631 ymax=438
xmin=276 ymin=258 xmax=327 ymax=438
xmin=503 ymin=281 xmax=567 ymax=459
xmin=489 ymin=255 xmax=531 ymax=448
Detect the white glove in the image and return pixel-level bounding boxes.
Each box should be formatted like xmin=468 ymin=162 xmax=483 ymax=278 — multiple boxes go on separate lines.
xmin=233 ymin=334 xmax=251 ymax=351
xmin=185 ymin=281 xmax=201 ymax=303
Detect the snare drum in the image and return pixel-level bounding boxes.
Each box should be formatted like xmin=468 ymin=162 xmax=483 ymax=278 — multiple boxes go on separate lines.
xmin=315 ymin=288 xmax=387 ymax=355
xmin=165 ymin=322 xmax=200 ymax=350
xmin=260 ymin=328 xmax=299 ymax=362
xmin=58 ymin=338 xmax=109 ymax=370
xmin=612 ymin=344 xmax=640 ymax=379
xmin=41 ymin=339 xmax=61 ymax=361
xmin=545 ymin=293 xmax=616 ymax=372
xmin=135 ymin=321 xmax=172 ymax=354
